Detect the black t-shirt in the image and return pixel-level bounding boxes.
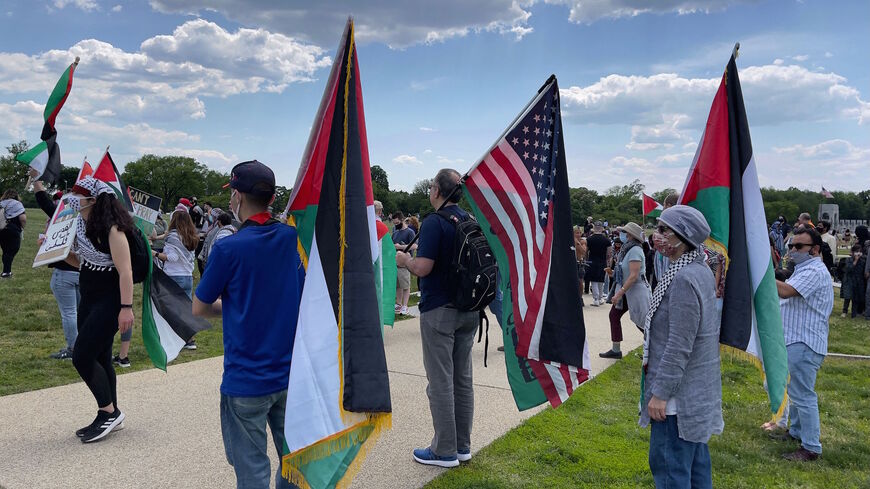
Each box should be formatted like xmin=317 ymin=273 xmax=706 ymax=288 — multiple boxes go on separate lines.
xmin=586 ymin=233 xmax=611 ymax=263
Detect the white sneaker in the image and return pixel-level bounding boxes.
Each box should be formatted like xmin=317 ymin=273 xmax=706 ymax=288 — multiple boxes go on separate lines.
xmin=400 ymin=306 xmax=409 ymax=315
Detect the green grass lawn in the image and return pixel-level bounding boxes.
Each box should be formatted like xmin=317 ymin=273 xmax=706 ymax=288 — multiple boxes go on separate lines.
xmin=426 ymin=305 xmax=870 ymax=488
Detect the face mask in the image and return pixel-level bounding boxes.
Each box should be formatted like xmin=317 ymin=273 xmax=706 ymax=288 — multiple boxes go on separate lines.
xmin=230 ymin=190 xmax=240 ymax=221
xmin=67 ymin=196 xmax=93 ymax=213
xmin=619 ymin=232 xmax=628 ymax=243
xmin=394 ymin=221 xmax=403 ymax=229
xmin=790 ymin=250 xmax=811 ymax=264
xmin=652 ymin=231 xmax=680 ymax=256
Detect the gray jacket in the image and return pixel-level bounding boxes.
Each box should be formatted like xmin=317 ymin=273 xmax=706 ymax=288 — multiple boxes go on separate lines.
xmin=639 ymin=255 xmax=724 ymax=443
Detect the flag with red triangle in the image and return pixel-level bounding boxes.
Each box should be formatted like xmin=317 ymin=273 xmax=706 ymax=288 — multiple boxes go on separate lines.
xmin=92 ymin=151 xmax=133 ymax=211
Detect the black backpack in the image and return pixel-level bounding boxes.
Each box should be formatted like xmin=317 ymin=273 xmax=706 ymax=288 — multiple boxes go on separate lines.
xmin=820 ymin=241 xmax=834 ymax=272
xmin=128 ymin=228 xmax=150 ymax=284
xmin=435 ymin=210 xmax=498 ymax=311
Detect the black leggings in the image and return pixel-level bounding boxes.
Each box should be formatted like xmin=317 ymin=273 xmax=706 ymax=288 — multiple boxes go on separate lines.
xmin=0 ymin=228 xmax=21 ymax=274
xmin=73 ymin=268 xmax=121 ymax=409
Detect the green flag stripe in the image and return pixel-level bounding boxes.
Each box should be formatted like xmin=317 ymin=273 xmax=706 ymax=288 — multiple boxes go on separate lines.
xmin=44 ymin=64 xmax=74 ymax=125
xmin=685 ymin=186 xmax=730 ymax=248
xmin=753 ymin=263 xmax=789 ymax=414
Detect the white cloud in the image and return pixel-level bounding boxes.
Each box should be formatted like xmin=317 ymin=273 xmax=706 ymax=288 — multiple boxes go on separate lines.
xmin=393 ymin=154 xmax=424 ymax=166
xmin=111 ymin=5 xmax=122 ymax=12
xmin=824 ymin=51 xmax=833 ymax=58
xmin=654 ymin=152 xmax=695 ymax=165
xmin=53 ymin=0 xmax=99 ymax=11
xmin=772 ymin=58 xmax=784 ymax=65
xmin=758 ymin=139 xmax=870 ymax=189
xmin=560 ymin=63 xmax=870 ymax=140
xmin=791 ymin=54 xmax=809 ymax=62
xmin=772 ymin=139 xmax=870 ymax=162
xmin=149 ymin=0 xmax=534 ymax=48
xmin=547 ymin=0 xmax=759 ymax=23
xmin=423 ymin=149 xmax=433 ymax=154
xmin=0 ymin=19 xmax=331 ymax=133
xmin=419 ymin=126 xmax=435 ymax=132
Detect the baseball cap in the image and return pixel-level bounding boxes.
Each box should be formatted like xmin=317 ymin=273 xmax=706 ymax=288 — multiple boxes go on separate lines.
xmin=223 ymin=160 xmax=276 ymax=197
xmin=179 ymin=198 xmax=191 ymax=207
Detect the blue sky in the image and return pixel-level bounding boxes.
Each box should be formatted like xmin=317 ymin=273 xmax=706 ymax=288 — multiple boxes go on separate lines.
xmin=0 ymin=0 xmax=867 ymax=195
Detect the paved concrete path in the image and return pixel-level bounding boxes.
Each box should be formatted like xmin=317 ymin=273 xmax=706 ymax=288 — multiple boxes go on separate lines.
xmin=0 ymin=298 xmax=642 ymax=489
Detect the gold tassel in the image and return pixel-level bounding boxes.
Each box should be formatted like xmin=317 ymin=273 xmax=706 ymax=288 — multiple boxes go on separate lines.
xmin=719 ymin=344 xmax=790 ymax=422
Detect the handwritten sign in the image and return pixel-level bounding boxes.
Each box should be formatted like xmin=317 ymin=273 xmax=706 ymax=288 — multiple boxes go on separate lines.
xmin=33 ymin=195 xmax=79 ymax=268
xmin=128 ymin=186 xmax=162 ymax=235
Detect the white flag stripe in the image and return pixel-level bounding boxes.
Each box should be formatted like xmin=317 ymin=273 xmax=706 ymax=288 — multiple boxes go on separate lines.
xmin=468 ymin=170 xmax=530 ymax=319
xmin=741 ymin=155 xmax=772 ymax=293
xmin=526 ymin=256 xmax=551 ymax=360
xmin=30 ymin=148 xmax=49 ymax=175
xmin=366 ymin=204 xmax=379 ymax=263
xmin=544 ymin=362 xmax=570 ymax=403
xmin=284 ymin=234 xmax=347 ymax=452
xmin=150 ymin=300 xmax=185 ymax=364
xmin=496 ymin=139 xmax=546 ymax=250
xmin=482 ymin=154 xmax=540 ymax=287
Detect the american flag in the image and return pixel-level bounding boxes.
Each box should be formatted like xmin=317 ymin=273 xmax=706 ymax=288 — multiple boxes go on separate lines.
xmin=465 ymin=79 xmax=588 ymax=408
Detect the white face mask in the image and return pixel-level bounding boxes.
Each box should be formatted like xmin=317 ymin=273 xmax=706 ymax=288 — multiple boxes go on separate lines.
xmin=229 ymin=190 xmax=241 ymax=221
xmin=67 ymin=195 xmax=94 ymax=213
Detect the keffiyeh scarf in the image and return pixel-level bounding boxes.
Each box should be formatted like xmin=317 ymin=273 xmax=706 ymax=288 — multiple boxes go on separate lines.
xmin=72 ymin=177 xmax=117 ymax=269
xmin=642 ymin=248 xmax=701 ymax=366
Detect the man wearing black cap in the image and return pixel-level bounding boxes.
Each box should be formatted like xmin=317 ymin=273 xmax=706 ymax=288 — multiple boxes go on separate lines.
xmin=194 ymin=160 xmax=304 ymax=488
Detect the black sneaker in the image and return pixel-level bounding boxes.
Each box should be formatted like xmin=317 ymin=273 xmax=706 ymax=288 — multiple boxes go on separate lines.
xmin=112 ymin=355 xmax=131 ymax=368
xmin=76 ymin=412 xmax=102 ymax=438
xmin=183 ymin=340 xmax=197 ymax=350
xmin=51 ymin=348 xmax=74 ymax=360
xmin=599 ymin=349 xmax=623 ymax=359
xmin=0 ymin=272 xmax=11 ymax=278
xmin=81 ymin=409 xmax=125 ymax=443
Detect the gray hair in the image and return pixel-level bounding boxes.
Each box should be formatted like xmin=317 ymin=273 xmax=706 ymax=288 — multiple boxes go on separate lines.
xmin=434 ymin=169 xmax=461 ymax=203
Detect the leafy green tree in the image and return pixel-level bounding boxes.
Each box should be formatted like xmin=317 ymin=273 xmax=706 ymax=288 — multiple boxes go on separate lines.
xmin=569 ymin=187 xmax=599 ymax=225
xmin=652 ymin=188 xmax=677 ymax=205
xmin=58 ymin=165 xmax=81 ymax=191
xmin=122 ymin=154 xmax=210 ymax=211
xmin=0 ymin=140 xmax=30 ymax=195
xmin=371 ymin=165 xmax=389 ymax=190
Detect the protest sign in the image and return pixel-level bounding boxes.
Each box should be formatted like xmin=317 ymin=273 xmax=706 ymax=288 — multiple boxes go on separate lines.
xmin=128 ymin=186 xmax=162 ymax=235
xmin=33 ymin=195 xmax=78 ymax=268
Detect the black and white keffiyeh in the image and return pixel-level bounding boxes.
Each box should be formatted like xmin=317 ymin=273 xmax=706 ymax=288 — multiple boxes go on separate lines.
xmin=642 ymin=248 xmax=702 ymax=365
xmin=72 ymin=177 xmax=117 ymax=269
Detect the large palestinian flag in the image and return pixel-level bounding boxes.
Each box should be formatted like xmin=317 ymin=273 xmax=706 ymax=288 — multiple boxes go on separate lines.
xmin=16 ymin=57 xmax=79 ymax=184
xmin=282 ymin=19 xmax=392 ymax=488
xmin=463 ymin=76 xmax=589 ymax=410
xmin=678 ymin=49 xmax=788 ymax=417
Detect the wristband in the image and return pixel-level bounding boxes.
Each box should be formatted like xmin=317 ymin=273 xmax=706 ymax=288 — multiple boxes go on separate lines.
xmin=120 ymin=304 xmax=133 ymax=309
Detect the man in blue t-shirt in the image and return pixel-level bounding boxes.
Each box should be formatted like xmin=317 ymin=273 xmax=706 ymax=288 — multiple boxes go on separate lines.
xmin=391 ymin=211 xmax=416 ymax=315
xmin=396 ymin=168 xmax=478 ymax=468
xmin=194 ymin=160 xmax=303 ymax=489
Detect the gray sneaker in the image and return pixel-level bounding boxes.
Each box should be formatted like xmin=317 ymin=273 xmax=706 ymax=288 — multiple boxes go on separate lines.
xmin=50 ymin=348 xmax=74 ymax=360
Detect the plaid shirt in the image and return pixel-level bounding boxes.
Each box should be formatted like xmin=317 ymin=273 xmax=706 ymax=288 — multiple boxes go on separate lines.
xmin=781 ymin=257 xmax=833 ymax=355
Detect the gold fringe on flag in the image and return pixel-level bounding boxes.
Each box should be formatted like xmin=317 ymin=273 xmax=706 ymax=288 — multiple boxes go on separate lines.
xmin=281 ymin=412 xmax=392 ymax=489
xmin=720 ymin=344 xmax=790 ymax=423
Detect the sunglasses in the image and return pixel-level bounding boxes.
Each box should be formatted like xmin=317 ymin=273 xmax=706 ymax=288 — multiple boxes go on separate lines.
xmin=787 ymin=243 xmax=810 ymax=250
xmin=656 ymin=225 xmax=671 ymax=234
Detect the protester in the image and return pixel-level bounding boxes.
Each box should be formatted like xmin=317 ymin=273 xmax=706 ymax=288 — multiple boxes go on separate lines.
xmin=573 ymin=225 xmax=587 ymax=307
xmin=770 ymin=220 xmax=785 ymax=259
xmin=407 ymin=215 xmax=420 ymax=234
xmin=772 ymin=227 xmax=833 ymax=461
xmin=396 ymin=168 xmax=476 ymax=468
xmin=188 ymin=197 xmax=204 ymax=229
xmin=797 ymin=212 xmax=814 ymax=230
xmin=842 ymin=228 xmax=852 ymax=248
xmin=154 ymin=211 xmax=198 ymax=350
xmin=64 ymin=176 xmax=133 ymax=443
xmin=840 ymin=244 xmax=866 ymax=318
xmin=32 ymin=180 xmax=80 ymax=359
xmin=640 ymin=205 xmax=722 ymax=488
xmin=855 ymin=225 xmax=870 ymax=321
xmin=199 ymin=212 xmax=235 ymax=270
xmin=194 ymin=160 xmax=303 ymax=488
xmin=585 ymin=221 xmax=610 ymax=306
xmin=392 ymin=211 xmax=416 ymax=315
xmin=150 ymin=213 xmax=167 ymax=252
xmin=651 ymin=192 xmax=679 ymax=290
xmin=0 ymin=189 xmax=26 ymax=278
xmin=600 ymin=222 xmax=650 ymax=359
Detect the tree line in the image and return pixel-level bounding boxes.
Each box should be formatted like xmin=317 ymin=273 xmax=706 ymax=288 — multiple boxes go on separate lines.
xmin=2 ymin=140 xmax=869 ymax=225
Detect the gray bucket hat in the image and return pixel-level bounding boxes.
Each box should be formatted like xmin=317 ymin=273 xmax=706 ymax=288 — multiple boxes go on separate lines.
xmin=658 ymin=205 xmax=711 ymax=249
xmin=618 ymin=222 xmax=644 ymax=242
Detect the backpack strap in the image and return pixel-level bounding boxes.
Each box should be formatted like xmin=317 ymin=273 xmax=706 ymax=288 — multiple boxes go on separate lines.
xmin=477 ymin=309 xmax=489 ymax=368
xmin=435 ymin=209 xmax=461 ymax=227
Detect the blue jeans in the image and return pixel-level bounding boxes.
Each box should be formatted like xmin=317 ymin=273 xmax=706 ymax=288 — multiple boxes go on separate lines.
xmin=169 ymin=274 xmax=193 ymax=300
xmin=649 ymin=416 xmax=713 ymax=489
xmin=787 ymin=342 xmax=824 ymax=454
xmin=220 ymin=391 xmax=298 ymax=489
xmin=50 ymin=269 xmax=80 ymax=350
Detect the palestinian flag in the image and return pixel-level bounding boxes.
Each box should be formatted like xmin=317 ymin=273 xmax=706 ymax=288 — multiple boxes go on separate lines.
xmin=463 ymin=76 xmax=588 ymax=410
xmin=15 ymin=58 xmax=78 ymax=184
xmin=678 ymin=49 xmax=788 ymax=418
xmin=93 ymin=150 xmax=134 ymax=211
xmin=140 ymin=241 xmax=211 ymax=371
xmin=642 ymin=193 xmax=663 ymax=218
xmin=282 ymin=19 xmax=391 ymax=488
xmin=374 ymin=221 xmax=398 ymax=327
